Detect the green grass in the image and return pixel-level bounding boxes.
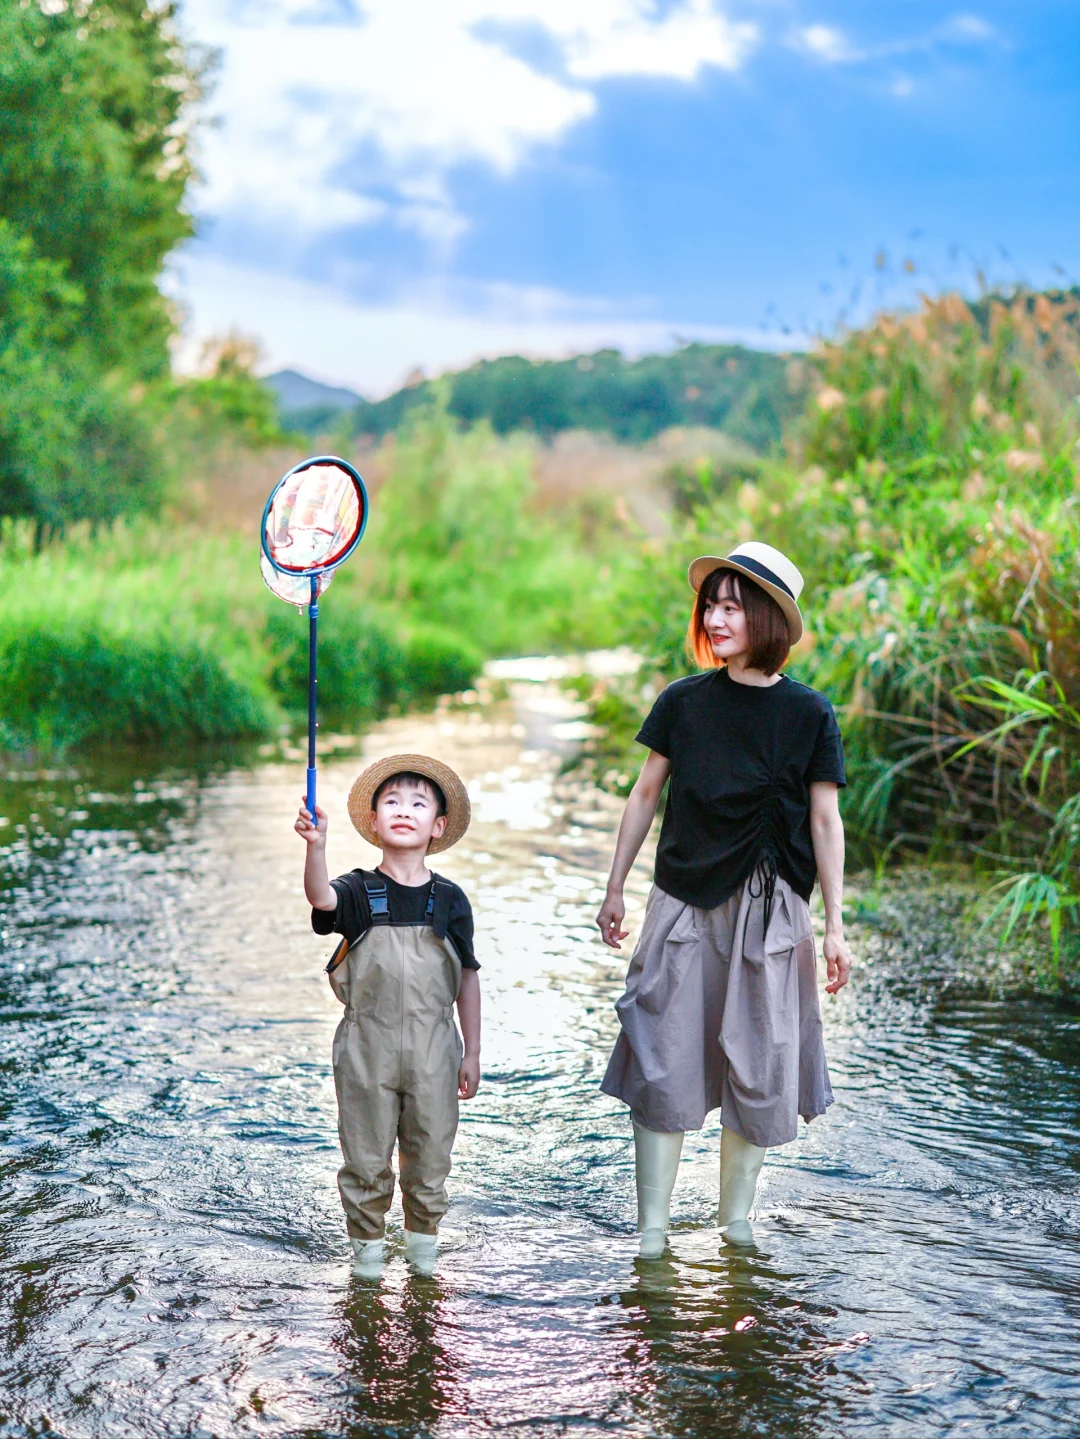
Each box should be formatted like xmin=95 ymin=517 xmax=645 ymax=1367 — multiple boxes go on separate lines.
xmin=0 ymin=399 xmax=629 ymax=752
xmin=0 ymin=519 xmax=485 ymax=750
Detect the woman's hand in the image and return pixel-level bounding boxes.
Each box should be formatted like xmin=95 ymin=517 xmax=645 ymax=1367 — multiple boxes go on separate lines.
xmin=597 ymin=888 xmax=629 ymax=949
xmin=822 ymin=930 xmax=853 ymax=994
xmin=458 ymin=1053 xmax=480 ymax=1099
xmin=596 ymin=752 xmax=670 ymax=950
xmin=295 ymin=798 xmax=328 ymax=846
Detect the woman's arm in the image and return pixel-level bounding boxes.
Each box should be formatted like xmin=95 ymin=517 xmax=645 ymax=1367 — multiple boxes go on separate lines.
xmin=596 ymin=750 xmax=672 ymax=949
xmin=456 ymin=969 xmax=481 ymax=1098
xmin=809 ymin=781 xmax=853 ymax=994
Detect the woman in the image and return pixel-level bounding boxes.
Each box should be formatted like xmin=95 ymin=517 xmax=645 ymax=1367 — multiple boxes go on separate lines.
xmin=597 ymin=541 xmax=853 ymax=1255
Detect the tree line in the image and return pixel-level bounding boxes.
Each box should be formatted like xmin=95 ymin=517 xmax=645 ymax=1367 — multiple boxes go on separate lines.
xmin=329 ymin=344 xmax=808 ymax=453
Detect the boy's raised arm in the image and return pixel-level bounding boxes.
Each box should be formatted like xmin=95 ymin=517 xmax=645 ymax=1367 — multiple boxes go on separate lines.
xmin=295 ymin=799 xmax=338 ymax=911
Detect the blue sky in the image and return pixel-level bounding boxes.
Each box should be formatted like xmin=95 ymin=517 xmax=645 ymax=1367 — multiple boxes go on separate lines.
xmin=172 ymin=0 xmax=1080 ymax=394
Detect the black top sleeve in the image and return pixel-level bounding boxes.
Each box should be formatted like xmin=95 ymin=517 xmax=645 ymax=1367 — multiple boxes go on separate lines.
xmin=310 ymin=873 xmax=371 ymax=943
xmin=806 ymin=701 xmax=847 ymax=786
xmin=445 ymin=886 xmax=478 ymax=970
xmin=635 ymin=684 xmax=674 ymax=757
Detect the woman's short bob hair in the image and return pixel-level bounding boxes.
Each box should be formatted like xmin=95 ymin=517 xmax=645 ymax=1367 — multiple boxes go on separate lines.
xmin=687 ymin=567 xmax=792 ymax=675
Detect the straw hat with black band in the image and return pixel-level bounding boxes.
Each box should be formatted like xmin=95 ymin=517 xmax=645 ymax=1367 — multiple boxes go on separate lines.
xmin=347 ymin=753 xmax=471 ymax=855
xmin=687 ymin=541 xmax=804 ymax=645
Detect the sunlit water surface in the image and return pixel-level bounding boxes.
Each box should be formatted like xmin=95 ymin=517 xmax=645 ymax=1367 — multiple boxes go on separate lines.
xmin=1 ymin=670 xmax=1078 ymax=1438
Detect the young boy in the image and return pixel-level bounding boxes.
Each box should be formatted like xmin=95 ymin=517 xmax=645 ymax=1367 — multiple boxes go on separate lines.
xmin=295 ymin=753 xmax=480 ymax=1277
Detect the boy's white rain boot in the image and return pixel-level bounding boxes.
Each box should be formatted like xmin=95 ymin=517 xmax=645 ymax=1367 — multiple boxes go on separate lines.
xmin=404 ymin=1230 xmax=438 ymax=1276
xmin=350 ymin=1237 xmax=386 ymax=1279
xmin=634 ymin=1123 xmax=684 ymax=1259
xmin=718 ymin=1126 xmax=767 ymax=1246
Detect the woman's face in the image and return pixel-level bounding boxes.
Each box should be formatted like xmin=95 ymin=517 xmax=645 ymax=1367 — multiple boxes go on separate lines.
xmin=703 ymin=579 xmax=749 ymax=662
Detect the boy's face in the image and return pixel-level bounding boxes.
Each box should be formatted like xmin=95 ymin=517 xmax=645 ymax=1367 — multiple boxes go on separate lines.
xmin=371 ymin=780 xmax=448 ymax=854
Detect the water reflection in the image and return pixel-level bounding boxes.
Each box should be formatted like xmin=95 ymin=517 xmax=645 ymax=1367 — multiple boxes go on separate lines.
xmin=330 ymin=1277 xmax=463 ymax=1438
xmin=613 ymin=1250 xmax=870 ymax=1438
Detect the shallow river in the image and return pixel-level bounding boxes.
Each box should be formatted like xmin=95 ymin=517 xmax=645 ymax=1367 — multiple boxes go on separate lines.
xmin=1 ymin=668 xmax=1078 ymax=1439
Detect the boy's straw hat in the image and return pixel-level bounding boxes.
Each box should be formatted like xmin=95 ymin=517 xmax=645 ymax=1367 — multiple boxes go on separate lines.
xmin=347 ymin=753 xmax=471 ymax=854
xmin=687 ymin=541 xmax=804 ymax=644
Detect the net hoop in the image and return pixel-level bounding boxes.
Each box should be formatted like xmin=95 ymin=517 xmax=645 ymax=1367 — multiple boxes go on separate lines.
xmin=260 ymin=455 xmax=369 ymax=579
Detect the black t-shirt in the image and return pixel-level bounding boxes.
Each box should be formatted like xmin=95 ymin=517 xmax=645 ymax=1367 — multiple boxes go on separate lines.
xmin=311 ymin=868 xmax=479 ymax=969
xmin=636 ymin=669 xmax=846 ymax=910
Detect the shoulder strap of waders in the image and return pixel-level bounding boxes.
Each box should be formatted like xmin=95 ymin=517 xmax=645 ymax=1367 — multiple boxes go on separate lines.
xmin=362 ymin=870 xmax=391 ymax=925
xmin=429 ymin=875 xmax=453 ymax=942
xmin=324 ymin=870 xmax=386 ymax=974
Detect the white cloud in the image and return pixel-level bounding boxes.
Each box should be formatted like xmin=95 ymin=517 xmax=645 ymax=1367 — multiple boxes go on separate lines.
xmin=794 ymin=24 xmax=859 ymax=65
xmin=557 ymin=0 xmax=758 ymax=81
xmin=180 ymin=0 xmax=759 ymax=246
xmin=939 ymin=13 xmax=996 ymax=42
xmin=790 ymin=11 xmax=998 ymax=70
xmin=167 ymin=253 xmax=791 ymax=395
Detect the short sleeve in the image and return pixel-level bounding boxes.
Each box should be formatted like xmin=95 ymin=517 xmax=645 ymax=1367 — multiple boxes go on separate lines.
xmin=635 ymin=685 xmax=674 ymax=758
xmin=448 ymin=888 xmax=479 ymax=970
xmin=806 ymin=702 xmax=846 ymax=786
xmin=310 ymin=872 xmax=371 ymax=942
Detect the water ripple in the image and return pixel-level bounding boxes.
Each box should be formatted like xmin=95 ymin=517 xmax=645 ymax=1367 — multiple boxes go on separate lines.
xmin=0 ymin=682 xmax=1077 ymax=1437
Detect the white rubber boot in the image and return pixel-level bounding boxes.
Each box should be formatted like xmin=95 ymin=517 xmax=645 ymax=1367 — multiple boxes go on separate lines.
xmin=634 ymin=1123 xmax=684 ymax=1258
xmin=350 ymin=1237 xmax=386 ymax=1279
xmin=718 ymin=1126 xmax=767 ymax=1245
xmin=404 ymin=1230 xmax=438 ymax=1276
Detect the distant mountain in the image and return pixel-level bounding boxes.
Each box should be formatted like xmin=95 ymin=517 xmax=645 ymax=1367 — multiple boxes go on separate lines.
xmin=339 ymin=344 xmax=808 ymax=452
xmin=264 ymin=369 xmax=363 ymax=428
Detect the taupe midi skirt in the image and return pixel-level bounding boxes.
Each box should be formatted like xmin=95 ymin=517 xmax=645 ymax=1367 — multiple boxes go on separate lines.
xmin=600 ymin=875 xmax=833 ymax=1147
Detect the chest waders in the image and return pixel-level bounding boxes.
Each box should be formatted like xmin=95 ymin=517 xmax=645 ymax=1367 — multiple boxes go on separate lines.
xmin=326 ymin=873 xmax=462 ymax=1240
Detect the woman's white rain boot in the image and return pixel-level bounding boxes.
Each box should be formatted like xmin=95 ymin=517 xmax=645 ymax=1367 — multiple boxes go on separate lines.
xmin=634 ymin=1123 xmax=684 ymax=1258
xmin=404 ymin=1230 xmax=438 ymax=1276
xmin=350 ymin=1237 xmax=386 ymax=1279
xmin=718 ymin=1126 xmax=767 ymax=1245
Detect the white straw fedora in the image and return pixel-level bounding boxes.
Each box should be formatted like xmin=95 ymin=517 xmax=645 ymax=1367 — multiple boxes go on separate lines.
xmin=687 ymin=541 xmax=804 ymax=643
xmin=347 ymin=753 xmax=471 ymax=855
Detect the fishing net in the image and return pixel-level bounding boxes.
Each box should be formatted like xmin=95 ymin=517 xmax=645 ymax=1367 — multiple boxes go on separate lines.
xmin=260 ymin=455 xmax=370 ymax=814
xmin=260 ymin=458 xmax=367 ymax=605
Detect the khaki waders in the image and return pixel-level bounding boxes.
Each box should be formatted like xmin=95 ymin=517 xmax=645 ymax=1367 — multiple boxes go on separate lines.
xmin=327 ymin=874 xmax=463 ymax=1239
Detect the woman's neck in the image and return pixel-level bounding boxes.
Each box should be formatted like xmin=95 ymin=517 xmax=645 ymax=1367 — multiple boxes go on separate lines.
xmin=725 ymin=656 xmax=783 ymax=688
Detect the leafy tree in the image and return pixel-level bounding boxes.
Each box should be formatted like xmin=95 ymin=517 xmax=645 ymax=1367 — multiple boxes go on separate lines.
xmin=0 ymin=0 xmax=205 ymax=523
xmin=0 ymin=0 xmax=204 ymax=378
xmin=175 ymin=336 xmax=295 ymax=450
xmin=0 ymin=218 xmax=157 ymax=525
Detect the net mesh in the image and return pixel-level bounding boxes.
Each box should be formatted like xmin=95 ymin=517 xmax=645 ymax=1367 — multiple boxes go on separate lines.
xmin=261 ymin=462 xmax=364 ymax=606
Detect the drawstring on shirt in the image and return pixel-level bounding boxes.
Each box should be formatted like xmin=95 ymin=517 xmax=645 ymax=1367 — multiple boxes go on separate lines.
xmin=748 ymin=852 xmax=778 ymax=937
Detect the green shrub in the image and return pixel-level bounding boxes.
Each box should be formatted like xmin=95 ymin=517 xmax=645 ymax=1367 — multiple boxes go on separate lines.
xmin=350 ymin=396 xmax=629 ymax=654
xmin=266 ymin=604 xmax=411 ymax=724
xmin=0 ymin=621 xmax=270 ymax=750
xmin=404 ymin=628 xmax=484 ymax=705
xmin=0 ymin=513 xmax=491 ymax=755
